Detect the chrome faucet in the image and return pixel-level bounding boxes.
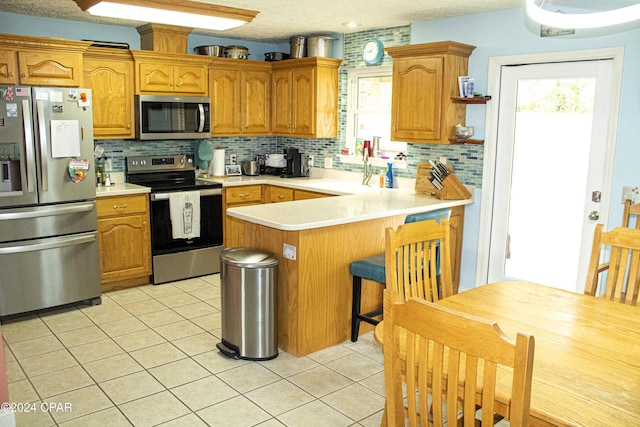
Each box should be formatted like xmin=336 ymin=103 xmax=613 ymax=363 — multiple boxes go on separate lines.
xmin=362 ymin=147 xmax=372 ymax=186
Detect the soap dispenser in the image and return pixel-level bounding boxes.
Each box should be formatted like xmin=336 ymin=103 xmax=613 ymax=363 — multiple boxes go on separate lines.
xmin=385 ymin=162 xmax=393 ymax=188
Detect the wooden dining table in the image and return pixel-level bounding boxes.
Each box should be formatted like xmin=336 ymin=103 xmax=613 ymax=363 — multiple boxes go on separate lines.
xmin=374 ymin=281 xmax=640 ymax=426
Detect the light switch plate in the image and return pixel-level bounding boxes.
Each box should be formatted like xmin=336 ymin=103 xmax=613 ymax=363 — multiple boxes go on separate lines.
xmin=324 ymin=157 xmax=333 ymax=169
xmin=622 ymin=186 xmax=640 ymax=204
xmin=283 ymin=244 xmax=296 ymax=260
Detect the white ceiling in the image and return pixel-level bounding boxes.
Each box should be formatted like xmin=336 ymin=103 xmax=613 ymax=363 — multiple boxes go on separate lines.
xmin=0 ymin=0 xmax=636 ymax=43
xmin=0 ymin=0 xmax=527 ymax=43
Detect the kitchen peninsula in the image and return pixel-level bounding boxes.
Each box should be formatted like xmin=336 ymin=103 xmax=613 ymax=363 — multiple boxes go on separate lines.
xmin=220 ymin=176 xmax=472 ymax=356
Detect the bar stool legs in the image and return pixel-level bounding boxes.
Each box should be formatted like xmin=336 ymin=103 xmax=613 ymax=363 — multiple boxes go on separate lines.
xmin=351 ymin=275 xmax=384 ymax=342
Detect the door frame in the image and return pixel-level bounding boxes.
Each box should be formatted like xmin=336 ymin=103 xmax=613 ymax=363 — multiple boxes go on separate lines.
xmin=476 ymin=47 xmax=624 ymax=286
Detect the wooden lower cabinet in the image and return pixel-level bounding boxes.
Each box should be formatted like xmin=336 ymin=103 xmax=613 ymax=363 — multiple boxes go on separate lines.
xmin=97 ymin=194 xmax=152 ymax=291
xmin=223 ymin=185 xmax=263 ymax=247
xmin=265 ymin=186 xmax=294 ymax=203
xmin=294 ymin=189 xmax=329 ymax=200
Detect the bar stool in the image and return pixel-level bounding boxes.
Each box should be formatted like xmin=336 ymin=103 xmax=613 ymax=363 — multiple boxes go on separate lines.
xmin=349 ymin=208 xmax=451 ymax=341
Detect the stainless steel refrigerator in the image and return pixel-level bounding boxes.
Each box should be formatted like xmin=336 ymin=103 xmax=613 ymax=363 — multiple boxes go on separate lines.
xmin=0 ymin=86 xmax=100 ymax=317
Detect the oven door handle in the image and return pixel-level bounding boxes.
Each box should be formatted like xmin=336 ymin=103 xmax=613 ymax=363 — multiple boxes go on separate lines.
xmin=151 ymin=188 xmax=222 ymax=201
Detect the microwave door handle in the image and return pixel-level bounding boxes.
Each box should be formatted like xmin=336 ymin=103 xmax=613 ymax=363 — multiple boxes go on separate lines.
xmin=198 ymin=103 xmax=205 ymax=133
xmin=21 ymin=99 xmax=36 ymax=193
xmin=36 ymin=100 xmax=48 ymax=191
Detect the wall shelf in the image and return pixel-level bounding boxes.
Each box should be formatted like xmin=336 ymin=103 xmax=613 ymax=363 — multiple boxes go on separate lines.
xmin=451 ymin=96 xmax=491 ymax=104
xmin=449 ymin=95 xmax=491 ymax=144
xmin=448 ymin=138 xmax=485 ymax=145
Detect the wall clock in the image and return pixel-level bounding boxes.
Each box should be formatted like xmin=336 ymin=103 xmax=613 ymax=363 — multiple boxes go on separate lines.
xmin=362 ymin=39 xmax=384 ymax=65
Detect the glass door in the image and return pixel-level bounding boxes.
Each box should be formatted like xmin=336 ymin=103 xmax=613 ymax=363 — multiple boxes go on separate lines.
xmin=488 ymin=60 xmax=616 ymax=292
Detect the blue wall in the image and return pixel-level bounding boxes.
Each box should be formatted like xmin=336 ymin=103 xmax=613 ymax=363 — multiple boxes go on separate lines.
xmin=410 ymin=8 xmax=640 ymax=286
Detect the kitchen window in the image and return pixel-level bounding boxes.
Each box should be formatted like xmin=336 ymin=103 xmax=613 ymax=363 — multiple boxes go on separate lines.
xmin=343 ymin=67 xmax=407 ymax=165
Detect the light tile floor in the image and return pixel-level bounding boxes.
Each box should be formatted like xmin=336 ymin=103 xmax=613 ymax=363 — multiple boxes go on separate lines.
xmin=1 ymin=274 xmax=386 ymax=426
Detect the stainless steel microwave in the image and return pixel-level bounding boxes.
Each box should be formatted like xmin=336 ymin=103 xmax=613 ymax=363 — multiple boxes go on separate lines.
xmin=135 ymin=95 xmax=211 ymax=140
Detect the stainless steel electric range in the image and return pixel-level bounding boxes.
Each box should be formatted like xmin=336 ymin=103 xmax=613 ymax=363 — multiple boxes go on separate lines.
xmin=126 ymin=154 xmax=223 ymax=284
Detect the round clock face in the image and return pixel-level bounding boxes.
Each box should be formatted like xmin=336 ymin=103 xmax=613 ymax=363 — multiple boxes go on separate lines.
xmin=362 ymin=39 xmax=383 ymax=65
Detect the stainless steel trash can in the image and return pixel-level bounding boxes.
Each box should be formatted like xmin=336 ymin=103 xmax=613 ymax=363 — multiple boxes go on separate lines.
xmin=217 ymin=247 xmax=278 ymax=360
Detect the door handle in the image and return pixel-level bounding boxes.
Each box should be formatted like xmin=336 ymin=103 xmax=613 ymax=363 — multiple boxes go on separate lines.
xmin=588 ymin=211 xmax=600 ymax=220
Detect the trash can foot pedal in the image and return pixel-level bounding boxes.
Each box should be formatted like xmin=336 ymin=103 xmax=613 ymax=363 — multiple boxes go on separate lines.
xmin=217 ymin=340 xmax=240 ymax=359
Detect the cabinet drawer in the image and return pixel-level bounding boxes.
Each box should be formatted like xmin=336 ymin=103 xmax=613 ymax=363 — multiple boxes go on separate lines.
xmin=225 ymin=185 xmax=263 ymax=204
xmin=266 ymin=186 xmax=294 ymax=203
xmin=97 ymin=194 xmax=148 ymax=218
xmin=294 ymin=189 xmax=329 ymax=200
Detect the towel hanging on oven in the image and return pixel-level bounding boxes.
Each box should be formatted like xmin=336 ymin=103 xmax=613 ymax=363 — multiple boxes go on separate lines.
xmin=169 ymin=191 xmax=201 ymax=239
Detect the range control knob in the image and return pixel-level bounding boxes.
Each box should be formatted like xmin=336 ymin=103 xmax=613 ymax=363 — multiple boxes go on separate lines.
xmin=140 ymin=160 xmax=146 ymax=166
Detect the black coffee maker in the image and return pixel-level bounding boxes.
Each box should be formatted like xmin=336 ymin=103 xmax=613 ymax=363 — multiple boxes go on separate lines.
xmin=282 ymin=148 xmax=308 ymax=178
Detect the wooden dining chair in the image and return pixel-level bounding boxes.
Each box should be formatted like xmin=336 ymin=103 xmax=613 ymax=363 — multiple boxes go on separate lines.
xmin=585 ymin=224 xmax=640 ymax=305
xmin=622 ymin=199 xmax=640 ymax=228
xmin=383 ymin=289 xmax=535 ymax=427
xmin=349 ymin=209 xmax=451 ymax=342
xmin=385 ymin=218 xmax=454 ymax=303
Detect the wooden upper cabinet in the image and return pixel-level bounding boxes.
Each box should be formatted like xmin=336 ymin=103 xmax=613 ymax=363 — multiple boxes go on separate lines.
xmin=0 ymin=33 xmax=90 ymax=87
xmin=18 ymin=50 xmax=84 ymax=87
xmin=271 ymin=57 xmax=342 ymax=138
xmin=83 ymin=48 xmax=135 ymax=140
xmin=131 ymin=51 xmax=208 ymax=95
xmin=271 ymin=68 xmax=293 ymax=134
xmin=210 ymin=66 xmax=241 ymax=134
xmin=209 ymin=60 xmax=270 ymax=136
xmin=242 ymin=68 xmax=271 ymax=134
xmin=386 ymin=41 xmax=475 ymax=144
xmin=0 ymin=50 xmax=18 ymax=84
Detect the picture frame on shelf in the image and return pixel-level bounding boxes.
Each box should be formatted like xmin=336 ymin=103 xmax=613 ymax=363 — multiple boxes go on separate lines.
xmin=225 ymin=165 xmax=241 ymax=176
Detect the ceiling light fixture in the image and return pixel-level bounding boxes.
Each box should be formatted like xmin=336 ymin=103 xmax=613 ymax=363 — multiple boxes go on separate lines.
xmin=342 ymin=21 xmax=362 ymax=28
xmin=525 ymin=0 xmax=640 ymax=29
xmin=73 ymin=0 xmax=259 ymax=31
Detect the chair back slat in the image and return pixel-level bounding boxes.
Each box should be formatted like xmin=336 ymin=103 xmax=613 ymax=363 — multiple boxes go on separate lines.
xmin=622 ymin=199 xmax=640 ymax=229
xmin=383 ymin=290 xmax=535 ymax=427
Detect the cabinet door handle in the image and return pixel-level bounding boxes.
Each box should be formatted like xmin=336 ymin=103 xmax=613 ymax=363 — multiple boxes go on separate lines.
xmin=113 ymin=204 xmax=128 ymax=209
xmin=278 ymin=195 xmax=285 ymax=199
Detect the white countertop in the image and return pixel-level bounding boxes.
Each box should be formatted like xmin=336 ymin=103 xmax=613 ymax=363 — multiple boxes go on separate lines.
xmin=96 ymin=182 xmax=150 ymax=197
xmin=208 ymin=171 xmax=474 ymax=231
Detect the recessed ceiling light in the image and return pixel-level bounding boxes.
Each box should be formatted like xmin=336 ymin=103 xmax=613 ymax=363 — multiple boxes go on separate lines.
xmin=342 ymin=21 xmax=362 ymax=28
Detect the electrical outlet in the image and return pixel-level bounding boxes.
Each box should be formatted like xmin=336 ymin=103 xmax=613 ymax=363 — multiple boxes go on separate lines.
xmin=308 ymin=155 xmax=314 ymax=167
xmin=622 ymin=186 xmax=640 ymax=203
xmin=324 ymin=157 xmax=333 ymax=169
xmin=439 ymin=157 xmax=447 ymax=165
xmin=283 ymin=243 xmax=296 ymax=260
xmin=229 ymin=154 xmax=237 ymax=165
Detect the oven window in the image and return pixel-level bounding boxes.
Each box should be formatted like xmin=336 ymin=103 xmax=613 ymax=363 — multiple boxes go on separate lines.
xmin=150 ymin=193 xmax=223 ymax=254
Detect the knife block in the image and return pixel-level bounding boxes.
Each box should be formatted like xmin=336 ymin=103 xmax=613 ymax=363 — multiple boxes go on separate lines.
xmin=415 ymin=162 xmax=472 ymax=200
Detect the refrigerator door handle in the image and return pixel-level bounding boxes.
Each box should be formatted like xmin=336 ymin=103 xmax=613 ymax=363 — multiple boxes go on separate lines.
xmin=0 ymin=202 xmax=95 ymax=220
xmin=36 ymin=100 xmax=48 ymax=191
xmin=0 ymin=232 xmax=96 ymax=255
xmin=22 ymin=99 xmax=36 ymax=193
